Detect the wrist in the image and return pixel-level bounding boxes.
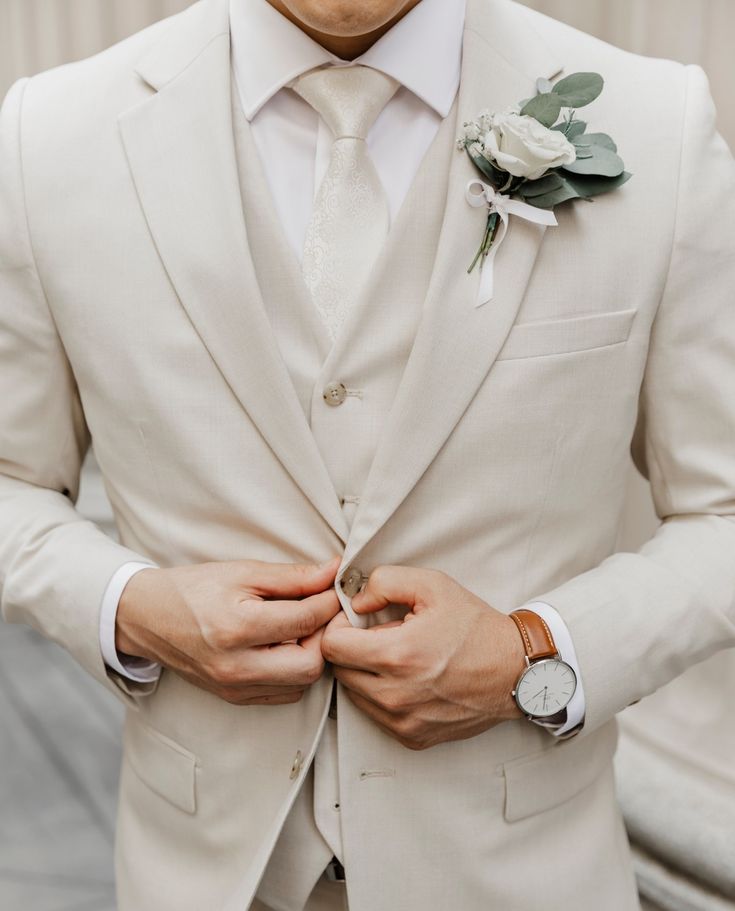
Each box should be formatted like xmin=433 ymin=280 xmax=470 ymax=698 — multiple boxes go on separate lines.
xmin=116 ymin=567 xmax=163 ymax=661
xmin=497 ymin=615 xmax=527 ymax=721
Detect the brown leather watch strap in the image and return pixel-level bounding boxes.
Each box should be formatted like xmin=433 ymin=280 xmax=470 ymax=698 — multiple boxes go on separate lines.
xmin=509 ymin=609 xmax=558 ymax=661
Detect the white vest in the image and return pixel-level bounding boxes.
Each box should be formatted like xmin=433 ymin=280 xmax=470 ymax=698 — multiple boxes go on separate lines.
xmin=231 ymin=81 xmax=458 ymax=910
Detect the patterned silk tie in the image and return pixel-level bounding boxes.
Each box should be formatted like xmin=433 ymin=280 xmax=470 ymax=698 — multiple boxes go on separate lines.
xmin=291 ymin=65 xmax=399 ymax=341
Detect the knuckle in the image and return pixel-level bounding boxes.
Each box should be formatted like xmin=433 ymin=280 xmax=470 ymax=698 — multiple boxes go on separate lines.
xmin=288 ymin=563 xmax=313 ymax=591
xmin=369 ymin=564 xmax=392 ymax=588
xmin=380 ymin=642 xmax=404 ymax=672
xmin=428 ymin=568 xmax=450 ymax=591
xmin=405 ymin=738 xmax=427 ymax=752
xmin=293 ymin=606 xmax=318 ymax=639
xmin=395 ymin=714 xmax=420 ymax=738
xmin=399 ymin=645 xmax=419 ymax=669
xmin=209 ymin=656 xmax=247 ymax=688
xmin=218 ymin=687 xmax=246 ymax=705
xmin=320 ymin=629 xmax=338 ymax=662
xmin=379 ymin=689 xmax=405 ymax=714
xmin=237 ymin=559 xmax=258 ymax=579
xmin=302 ymin=653 xmax=325 ymax=685
xmin=207 ymin=624 xmax=240 ymax=652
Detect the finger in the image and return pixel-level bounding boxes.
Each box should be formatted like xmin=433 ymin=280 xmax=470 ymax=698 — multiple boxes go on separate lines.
xmin=321 ymin=620 xmax=398 ymax=672
xmin=246 ymin=640 xmax=325 ymax=687
xmin=242 ymin=556 xmax=341 ymax=599
xmin=172 ymin=666 xmax=302 ymax=702
xmin=244 ymin=589 xmax=341 ymax=646
xmin=325 ymin=612 xmax=404 ymax=633
xmin=238 ymin=692 xmax=305 ymax=706
xmin=351 ymin=565 xmax=427 ymax=615
xmin=239 ymin=684 xmax=308 ymax=696
xmin=298 ymin=623 xmax=327 ymax=654
xmin=332 ymin=666 xmax=382 ymax=703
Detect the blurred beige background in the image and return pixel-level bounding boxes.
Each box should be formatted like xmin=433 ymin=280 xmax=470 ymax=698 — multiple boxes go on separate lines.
xmin=0 ymin=2 xmax=733 ymax=911
xmin=2 ymin=0 xmax=734 ymax=145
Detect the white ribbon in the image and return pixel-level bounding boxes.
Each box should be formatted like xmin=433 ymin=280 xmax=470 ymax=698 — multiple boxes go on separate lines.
xmin=465 ymin=179 xmax=558 ymax=307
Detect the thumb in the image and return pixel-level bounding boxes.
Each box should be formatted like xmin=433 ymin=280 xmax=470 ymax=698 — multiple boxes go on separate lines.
xmin=351 ymin=565 xmax=422 ymax=615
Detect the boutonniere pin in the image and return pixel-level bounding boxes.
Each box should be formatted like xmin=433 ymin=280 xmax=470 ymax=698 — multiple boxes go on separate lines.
xmin=457 ymin=72 xmax=632 ymax=306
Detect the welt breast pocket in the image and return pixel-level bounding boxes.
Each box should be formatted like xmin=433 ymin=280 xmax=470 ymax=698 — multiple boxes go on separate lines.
xmin=496 ymin=307 xmax=637 ymax=361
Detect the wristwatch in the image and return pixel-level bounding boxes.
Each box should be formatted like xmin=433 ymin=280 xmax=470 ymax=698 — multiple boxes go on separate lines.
xmin=509 ymin=609 xmax=577 ymax=722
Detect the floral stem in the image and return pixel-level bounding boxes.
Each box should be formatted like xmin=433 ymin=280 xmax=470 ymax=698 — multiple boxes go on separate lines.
xmin=467 ymin=211 xmax=500 ymax=274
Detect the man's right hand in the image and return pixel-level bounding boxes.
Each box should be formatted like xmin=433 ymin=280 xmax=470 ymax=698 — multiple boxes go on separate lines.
xmin=116 ymin=557 xmax=342 ymax=705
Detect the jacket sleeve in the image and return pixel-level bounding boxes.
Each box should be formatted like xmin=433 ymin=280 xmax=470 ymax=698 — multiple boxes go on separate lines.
xmin=0 ymin=78 xmax=157 ymax=706
xmin=536 ymin=64 xmax=735 ymax=735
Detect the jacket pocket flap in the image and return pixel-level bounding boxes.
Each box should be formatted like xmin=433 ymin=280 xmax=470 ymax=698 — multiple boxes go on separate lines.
xmin=125 ymin=718 xmax=198 ymax=815
xmin=498 ymin=308 xmax=637 ymax=361
xmin=503 ymin=720 xmax=618 ymax=822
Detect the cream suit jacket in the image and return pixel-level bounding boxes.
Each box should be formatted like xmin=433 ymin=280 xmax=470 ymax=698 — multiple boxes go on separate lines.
xmin=1 ymin=0 xmax=735 ymax=909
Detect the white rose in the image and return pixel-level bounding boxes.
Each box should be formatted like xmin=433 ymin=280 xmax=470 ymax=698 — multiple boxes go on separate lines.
xmin=480 ymin=112 xmax=576 ymax=181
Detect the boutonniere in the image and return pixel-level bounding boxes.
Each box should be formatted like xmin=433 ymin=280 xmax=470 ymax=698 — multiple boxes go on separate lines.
xmin=457 ymin=72 xmax=632 ymax=306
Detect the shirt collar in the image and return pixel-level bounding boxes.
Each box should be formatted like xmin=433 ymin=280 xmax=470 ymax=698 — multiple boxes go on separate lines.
xmin=230 ymin=0 xmax=466 ymax=121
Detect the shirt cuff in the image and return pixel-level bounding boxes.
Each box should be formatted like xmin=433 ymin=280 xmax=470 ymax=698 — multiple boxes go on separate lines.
xmin=100 ymin=562 xmax=162 ymax=683
xmin=521 ymin=601 xmax=586 ymax=737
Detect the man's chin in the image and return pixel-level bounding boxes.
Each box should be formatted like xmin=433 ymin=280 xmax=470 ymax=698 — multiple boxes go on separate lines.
xmin=275 ymin=0 xmax=410 ymax=38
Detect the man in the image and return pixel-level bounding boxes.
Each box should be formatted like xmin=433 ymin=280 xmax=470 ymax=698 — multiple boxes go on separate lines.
xmin=1 ymin=0 xmax=734 ymax=908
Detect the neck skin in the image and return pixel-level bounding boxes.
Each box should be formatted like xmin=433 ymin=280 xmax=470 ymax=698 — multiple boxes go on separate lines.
xmin=265 ymin=0 xmax=424 ymax=59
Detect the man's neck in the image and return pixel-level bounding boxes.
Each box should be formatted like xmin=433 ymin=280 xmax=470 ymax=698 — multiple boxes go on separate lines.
xmin=264 ymin=0 xmax=424 ymax=59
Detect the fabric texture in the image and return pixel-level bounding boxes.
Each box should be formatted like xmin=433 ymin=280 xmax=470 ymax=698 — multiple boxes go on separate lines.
xmin=1 ymin=0 xmax=735 ymax=909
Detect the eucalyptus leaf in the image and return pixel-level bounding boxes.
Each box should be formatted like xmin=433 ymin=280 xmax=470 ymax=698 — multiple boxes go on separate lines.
xmin=536 ymin=77 xmax=554 ymax=95
xmin=562 ymin=170 xmax=632 ymax=199
xmin=551 ymin=72 xmax=604 ymax=108
xmin=564 ymin=145 xmax=625 ymax=177
xmin=468 ymin=147 xmax=504 ymax=184
xmin=520 ymin=92 xmax=562 ymax=128
xmin=579 ymin=132 xmax=617 ymax=152
xmin=519 ymin=171 xmax=566 ymax=198
xmin=552 ymin=119 xmax=587 ymax=139
xmin=572 ymin=147 xmax=593 ymax=159
xmin=522 ymin=177 xmax=580 ymax=209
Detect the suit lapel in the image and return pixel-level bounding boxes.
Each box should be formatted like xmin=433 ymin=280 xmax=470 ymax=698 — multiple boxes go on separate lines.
xmin=341 ymin=0 xmax=563 ymax=585
xmin=118 ymin=0 xmax=349 ymax=543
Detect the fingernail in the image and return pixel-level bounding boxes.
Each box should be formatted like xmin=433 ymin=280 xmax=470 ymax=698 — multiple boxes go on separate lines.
xmin=318 ymin=557 xmax=339 ymax=569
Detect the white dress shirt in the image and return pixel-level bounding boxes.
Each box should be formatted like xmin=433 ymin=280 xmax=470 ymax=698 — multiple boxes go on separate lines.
xmin=100 ymin=0 xmax=585 ymax=736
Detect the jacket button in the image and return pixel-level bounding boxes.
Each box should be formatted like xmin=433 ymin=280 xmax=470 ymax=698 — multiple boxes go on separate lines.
xmin=289 ymin=750 xmax=304 ymax=780
xmin=323 ymin=382 xmax=347 ymax=406
xmin=340 ymin=566 xmax=365 ymax=598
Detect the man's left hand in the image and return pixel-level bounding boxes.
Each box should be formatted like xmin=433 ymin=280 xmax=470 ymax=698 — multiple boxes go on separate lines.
xmin=321 ymin=566 xmax=526 ymax=751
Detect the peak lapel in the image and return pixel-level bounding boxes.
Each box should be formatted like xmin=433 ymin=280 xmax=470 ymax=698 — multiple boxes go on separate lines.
xmin=118 ymin=0 xmax=349 ymax=543
xmin=341 ymin=0 xmax=563 ymax=584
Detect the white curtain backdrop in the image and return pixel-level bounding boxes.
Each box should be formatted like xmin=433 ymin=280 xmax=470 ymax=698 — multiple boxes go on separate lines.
xmin=1 ymin=0 xmax=734 ymax=144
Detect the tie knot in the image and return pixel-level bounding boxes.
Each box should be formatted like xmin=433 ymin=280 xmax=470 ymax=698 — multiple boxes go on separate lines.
xmin=291 ymin=65 xmax=399 ymax=141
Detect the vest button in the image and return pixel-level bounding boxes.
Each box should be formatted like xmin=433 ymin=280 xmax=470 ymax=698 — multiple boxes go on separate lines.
xmin=289 ymin=749 xmax=304 ymax=780
xmin=323 ymin=382 xmax=347 ymax=407
xmin=340 ymin=566 xmax=365 ymax=598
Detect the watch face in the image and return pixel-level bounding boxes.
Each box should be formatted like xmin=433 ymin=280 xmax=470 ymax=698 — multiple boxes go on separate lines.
xmin=514 ymin=659 xmax=577 ymax=718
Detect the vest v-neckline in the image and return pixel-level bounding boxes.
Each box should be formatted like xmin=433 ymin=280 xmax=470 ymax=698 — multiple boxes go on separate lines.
xmin=231 ymin=80 xmax=460 ymax=361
